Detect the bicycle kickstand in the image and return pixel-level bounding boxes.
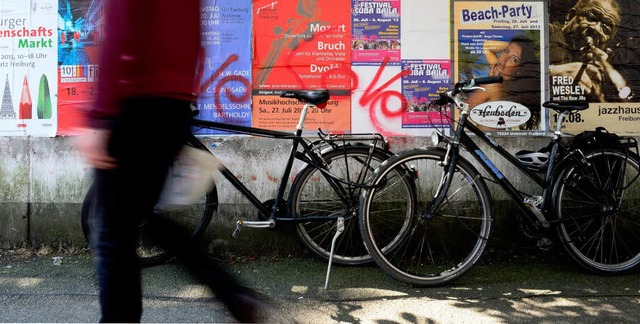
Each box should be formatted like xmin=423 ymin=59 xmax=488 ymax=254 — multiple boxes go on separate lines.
xmin=324 ymin=216 xmax=345 ymax=290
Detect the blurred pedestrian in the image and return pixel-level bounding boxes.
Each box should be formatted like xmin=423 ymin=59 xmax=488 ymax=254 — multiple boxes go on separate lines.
xmin=75 ymin=0 xmax=265 ymax=322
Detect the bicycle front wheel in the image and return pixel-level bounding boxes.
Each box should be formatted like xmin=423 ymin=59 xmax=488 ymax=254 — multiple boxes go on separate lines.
xmin=290 ymin=145 xmax=414 ymax=266
xmin=360 ymin=148 xmax=493 ymax=286
xmin=553 ymin=148 xmax=640 ymax=274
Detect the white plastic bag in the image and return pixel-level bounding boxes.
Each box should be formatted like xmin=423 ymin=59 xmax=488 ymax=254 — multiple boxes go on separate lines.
xmin=156 ymin=145 xmax=223 ymax=211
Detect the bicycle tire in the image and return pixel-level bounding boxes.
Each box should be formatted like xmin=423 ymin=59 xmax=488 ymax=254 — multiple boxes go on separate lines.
xmin=360 ymin=148 xmax=493 ymax=286
xmin=553 ymin=148 xmax=640 ymax=275
xmin=289 ymin=145 xmax=414 ymax=265
xmin=81 ymin=138 xmax=218 ymax=267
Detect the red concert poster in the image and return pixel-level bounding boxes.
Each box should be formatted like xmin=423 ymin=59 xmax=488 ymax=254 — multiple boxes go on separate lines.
xmin=252 ymin=0 xmax=352 ymax=131
xmin=252 ymin=0 xmax=351 ymax=90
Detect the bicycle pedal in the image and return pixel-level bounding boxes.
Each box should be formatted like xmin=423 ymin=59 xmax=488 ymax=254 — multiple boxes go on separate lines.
xmin=537 ymin=237 xmax=553 ymax=250
xmin=232 ymin=220 xmax=242 ymax=239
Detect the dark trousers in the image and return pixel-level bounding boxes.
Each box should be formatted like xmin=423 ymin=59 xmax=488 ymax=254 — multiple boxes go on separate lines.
xmin=88 ymin=97 xmax=243 ymax=322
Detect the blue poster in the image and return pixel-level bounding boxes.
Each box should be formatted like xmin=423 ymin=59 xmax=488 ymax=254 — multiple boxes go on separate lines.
xmin=195 ymin=0 xmax=252 ymax=134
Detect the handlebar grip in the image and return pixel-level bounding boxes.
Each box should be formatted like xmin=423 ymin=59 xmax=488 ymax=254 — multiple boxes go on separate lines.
xmin=473 ymin=76 xmax=503 ymax=85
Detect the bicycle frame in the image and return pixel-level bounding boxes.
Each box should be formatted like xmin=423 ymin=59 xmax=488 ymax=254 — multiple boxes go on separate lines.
xmin=454 ymin=117 xmax=553 ymax=227
xmin=431 ymin=104 xmax=576 ymax=230
xmin=189 ymin=103 xmax=387 ymax=227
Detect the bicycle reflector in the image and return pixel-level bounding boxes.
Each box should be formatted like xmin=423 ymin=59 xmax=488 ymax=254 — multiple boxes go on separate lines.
xmin=316 ymin=101 xmax=328 ymax=109
xmin=410 ymin=165 xmax=418 ymax=179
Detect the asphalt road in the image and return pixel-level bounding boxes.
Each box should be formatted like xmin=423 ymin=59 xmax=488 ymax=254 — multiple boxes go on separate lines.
xmin=1 ymin=248 xmax=639 ymax=323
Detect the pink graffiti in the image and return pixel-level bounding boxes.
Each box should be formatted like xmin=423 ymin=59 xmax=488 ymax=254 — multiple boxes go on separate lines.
xmin=353 ymin=57 xmax=410 ymax=135
xmin=313 ymin=56 xmax=410 ymax=135
xmin=194 ymin=48 xmax=251 ymax=121
xmin=280 ymin=29 xmax=411 ymax=135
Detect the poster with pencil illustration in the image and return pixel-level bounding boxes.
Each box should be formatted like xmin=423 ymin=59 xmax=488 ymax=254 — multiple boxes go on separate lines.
xmin=0 ymin=0 xmax=57 ymax=136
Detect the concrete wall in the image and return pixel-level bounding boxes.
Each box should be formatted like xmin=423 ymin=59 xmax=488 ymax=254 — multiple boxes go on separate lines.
xmin=0 ymin=134 xmax=628 ymax=252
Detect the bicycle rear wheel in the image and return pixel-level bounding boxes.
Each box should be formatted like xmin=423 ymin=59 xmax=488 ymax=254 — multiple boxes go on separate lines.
xmin=290 ymin=145 xmax=414 ymax=265
xmin=553 ymin=148 xmax=640 ymax=274
xmin=360 ymin=148 xmax=493 ymax=286
xmin=81 ymin=139 xmax=218 ymax=267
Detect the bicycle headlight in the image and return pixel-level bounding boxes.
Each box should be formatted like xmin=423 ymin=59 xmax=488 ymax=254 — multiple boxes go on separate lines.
xmin=431 ymin=131 xmax=442 ymax=146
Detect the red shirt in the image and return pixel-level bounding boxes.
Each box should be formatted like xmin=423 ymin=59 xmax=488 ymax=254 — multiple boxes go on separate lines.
xmin=89 ymin=0 xmax=201 ymax=128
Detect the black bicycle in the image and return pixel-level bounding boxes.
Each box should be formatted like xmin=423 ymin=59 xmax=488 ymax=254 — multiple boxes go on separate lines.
xmin=359 ymin=77 xmax=640 ymax=286
xmin=82 ymin=89 xmax=415 ymax=267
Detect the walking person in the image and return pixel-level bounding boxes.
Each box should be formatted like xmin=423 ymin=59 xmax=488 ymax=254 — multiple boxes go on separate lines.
xmin=76 ymin=0 xmax=265 ymax=322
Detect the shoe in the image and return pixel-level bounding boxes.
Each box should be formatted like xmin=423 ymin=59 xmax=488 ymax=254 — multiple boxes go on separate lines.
xmin=225 ymin=289 xmax=268 ymax=323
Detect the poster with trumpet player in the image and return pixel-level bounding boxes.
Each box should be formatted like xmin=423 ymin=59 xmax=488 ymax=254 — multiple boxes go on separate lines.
xmin=548 ymin=0 xmax=640 ymax=135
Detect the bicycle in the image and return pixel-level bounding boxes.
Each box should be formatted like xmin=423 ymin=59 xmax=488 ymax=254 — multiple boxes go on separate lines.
xmin=358 ymin=76 xmax=640 ymax=287
xmin=82 ymin=89 xmax=415 ymax=271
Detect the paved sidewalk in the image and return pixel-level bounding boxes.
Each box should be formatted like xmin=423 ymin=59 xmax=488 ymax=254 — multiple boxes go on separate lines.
xmin=0 ymin=249 xmax=639 ymax=323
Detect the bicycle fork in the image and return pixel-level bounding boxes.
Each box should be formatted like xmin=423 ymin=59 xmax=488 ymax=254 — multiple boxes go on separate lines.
xmin=422 ymin=145 xmax=459 ymax=220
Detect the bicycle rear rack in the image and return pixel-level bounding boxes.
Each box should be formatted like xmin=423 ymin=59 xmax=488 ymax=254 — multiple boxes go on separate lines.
xmin=314 ymin=129 xmax=389 ymax=152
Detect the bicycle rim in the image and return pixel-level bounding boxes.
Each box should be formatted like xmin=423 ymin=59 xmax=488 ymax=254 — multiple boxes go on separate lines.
xmin=361 ymin=149 xmax=492 ymax=286
xmin=555 ymin=149 xmax=640 ymax=274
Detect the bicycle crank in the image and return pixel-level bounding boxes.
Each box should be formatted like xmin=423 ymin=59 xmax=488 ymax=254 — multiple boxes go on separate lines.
xmin=232 ymin=219 xmax=275 ymax=238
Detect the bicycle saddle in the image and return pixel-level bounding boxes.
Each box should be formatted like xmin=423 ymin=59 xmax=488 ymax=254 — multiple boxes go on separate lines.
xmin=542 ymin=100 xmax=589 ymax=112
xmin=280 ymin=90 xmax=330 ymax=106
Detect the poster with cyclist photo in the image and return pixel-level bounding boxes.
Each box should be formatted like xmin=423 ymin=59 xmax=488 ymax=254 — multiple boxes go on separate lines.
xmin=453 ymin=1 xmax=546 ymax=136
xmin=548 ymin=0 xmax=640 ymax=135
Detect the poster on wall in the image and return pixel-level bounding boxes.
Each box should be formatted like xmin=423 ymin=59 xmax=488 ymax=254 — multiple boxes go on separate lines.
xmin=350 ymin=0 xmax=450 ymax=137
xmin=400 ymin=59 xmax=451 ymax=129
xmin=56 ymin=0 xmax=102 ymax=135
xmin=194 ymin=0 xmax=252 ymax=134
xmin=0 ymin=0 xmax=58 ymax=136
xmin=453 ymin=1 xmax=546 ymax=136
xmin=548 ymin=0 xmax=640 ymax=135
xmin=351 ymin=0 xmax=401 ymax=66
xmin=251 ymin=0 xmax=351 ymax=132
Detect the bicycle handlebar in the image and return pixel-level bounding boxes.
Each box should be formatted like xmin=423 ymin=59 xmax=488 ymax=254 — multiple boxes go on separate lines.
xmin=432 ymin=76 xmax=504 ymax=107
xmin=471 ymin=76 xmax=503 ymax=86
xmin=454 ymin=76 xmax=503 ymax=91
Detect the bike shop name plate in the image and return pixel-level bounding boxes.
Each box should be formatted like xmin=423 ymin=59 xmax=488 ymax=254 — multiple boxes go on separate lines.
xmin=469 ymin=101 xmax=530 ymax=128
